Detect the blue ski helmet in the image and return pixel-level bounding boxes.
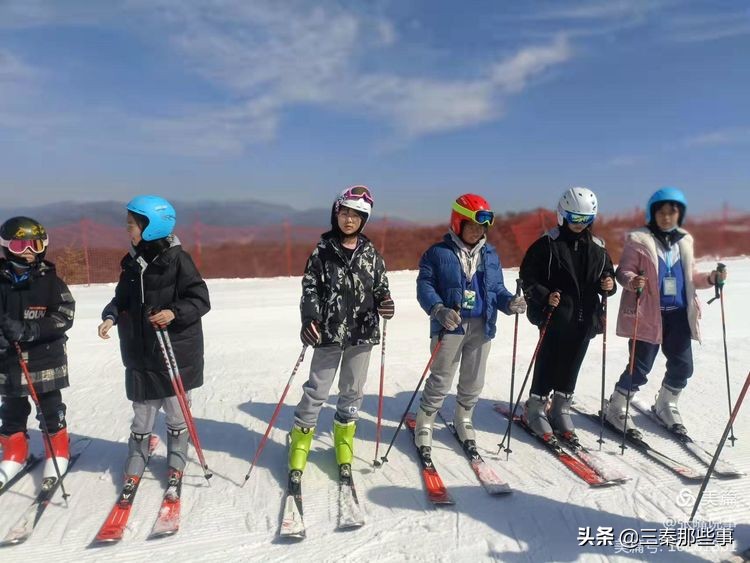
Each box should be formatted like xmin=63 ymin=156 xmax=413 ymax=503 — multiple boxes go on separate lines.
xmin=646 ymin=187 xmax=687 ymax=225
xmin=126 ymin=195 xmax=176 ymax=241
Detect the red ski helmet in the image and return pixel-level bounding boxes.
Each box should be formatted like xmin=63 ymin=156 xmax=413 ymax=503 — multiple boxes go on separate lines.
xmin=450 ymin=194 xmax=495 ymax=235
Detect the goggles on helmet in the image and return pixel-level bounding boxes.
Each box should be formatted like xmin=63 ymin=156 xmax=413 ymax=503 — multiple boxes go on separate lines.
xmin=2 ymin=237 xmax=48 ymax=255
xmin=563 ymin=210 xmax=595 ymax=226
xmin=341 ymin=185 xmax=374 ymax=206
xmin=452 ymin=201 xmax=495 ymax=226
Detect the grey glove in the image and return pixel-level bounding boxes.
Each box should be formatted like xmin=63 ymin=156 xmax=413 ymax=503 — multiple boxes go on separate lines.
xmin=432 ymin=304 xmax=461 ymax=331
xmin=508 ymin=295 xmax=527 ymax=314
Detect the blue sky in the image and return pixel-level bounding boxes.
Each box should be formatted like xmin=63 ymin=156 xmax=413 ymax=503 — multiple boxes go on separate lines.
xmin=0 ymin=0 xmax=748 ymax=222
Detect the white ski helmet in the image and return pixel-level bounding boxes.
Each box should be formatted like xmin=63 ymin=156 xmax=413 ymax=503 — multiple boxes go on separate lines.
xmin=557 ymin=186 xmax=598 ymax=226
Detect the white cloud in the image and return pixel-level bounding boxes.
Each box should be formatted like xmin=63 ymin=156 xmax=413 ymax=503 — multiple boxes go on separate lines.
xmin=490 ymin=36 xmax=572 ymax=93
xmin=130 ymin=2 xmax=574 ymax=152
xmin=0 ymin=1 xmax=575 ymax=156
xmin=662 ymin=12 xmax=750 ymax=42
xmin=684 ymin=128 xmax=750 ymax=148
xmin=518 ymin=0 xmax=666 ymax=21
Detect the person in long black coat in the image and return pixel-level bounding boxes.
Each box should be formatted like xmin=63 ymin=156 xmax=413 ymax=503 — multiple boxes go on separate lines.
xmin=519 ymin=188 xmax=616 ymax=442
xmin=98 ymin=196 xmax=210 ymax=483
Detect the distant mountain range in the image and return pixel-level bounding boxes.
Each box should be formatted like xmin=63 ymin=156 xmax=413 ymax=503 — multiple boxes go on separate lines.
xmin=0 ymin=200 xmax=404 ymax=228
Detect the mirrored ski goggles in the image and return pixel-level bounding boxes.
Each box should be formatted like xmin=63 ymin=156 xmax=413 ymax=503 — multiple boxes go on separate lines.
xmin=2 ymin=237 xmax=48 ymax=255
xmin=342 ymin=185 xmax=374 ymax=206
xmin=452 ymin=201 xmax=495 ymax=226
xmin=563 ymin=211 xmax=596 ymax=226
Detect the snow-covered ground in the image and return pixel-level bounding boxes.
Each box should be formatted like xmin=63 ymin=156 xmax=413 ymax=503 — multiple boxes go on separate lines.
xmin=2 ymin=258 xmax=749 ymax=562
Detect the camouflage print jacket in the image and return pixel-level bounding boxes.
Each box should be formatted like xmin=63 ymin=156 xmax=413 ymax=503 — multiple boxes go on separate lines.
xmin=300 ymin=232 xmax=390 ymax=348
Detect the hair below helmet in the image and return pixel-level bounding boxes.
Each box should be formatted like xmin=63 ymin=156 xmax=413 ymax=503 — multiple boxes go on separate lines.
xmin=450 ymin=193 xmax=493 ymax=235
xmin=646 ymin=186 xmax=687 ymax=225
xmin=0 ymin=216 xmax=49 ymax=262
xmin=557 ymin=187 xmax=598 ymax=226
xmin=126 ymin=195 xmax=176 ymax=241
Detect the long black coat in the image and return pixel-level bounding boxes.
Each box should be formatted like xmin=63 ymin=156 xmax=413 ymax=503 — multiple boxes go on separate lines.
xmin=102 ymin=241 xmax=210 ymax=401
xmin=520 ymin=227 xmax=616 ymax=339
xmin=300 ymin=232 xmax=390 ymax=348
xmin=0 ymin=260 xmax=75 ymax=397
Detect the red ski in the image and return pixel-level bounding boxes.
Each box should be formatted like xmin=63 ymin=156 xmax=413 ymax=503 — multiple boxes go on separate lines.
xmin=494 ymin=404 xmax=614 ymax=487
xmin=405 ymin=413 xmax=454 ymax=505
xmin=92 ymin=435 xmax=160 ymax=544
xmin=148 ymin=470 xmax=182 ymax=539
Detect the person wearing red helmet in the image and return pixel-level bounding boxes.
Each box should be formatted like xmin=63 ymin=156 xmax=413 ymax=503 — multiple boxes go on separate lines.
xmin=415 ymin=194 xmax=525 ymax=458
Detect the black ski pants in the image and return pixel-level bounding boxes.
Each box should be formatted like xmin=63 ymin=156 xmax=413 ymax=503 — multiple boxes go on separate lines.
xmin=530 ymin=323 xmax=590 ymax=396
xmin=0 ymin=390 xmax=66 ymax=435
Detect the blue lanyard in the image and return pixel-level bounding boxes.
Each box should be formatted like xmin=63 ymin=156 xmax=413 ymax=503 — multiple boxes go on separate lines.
xmin=665 ymin=248 xmax=672 ymax=276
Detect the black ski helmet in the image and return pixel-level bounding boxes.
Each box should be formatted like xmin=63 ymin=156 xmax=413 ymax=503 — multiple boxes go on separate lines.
xmin=0 ymin=216 xmax=49 ymax=262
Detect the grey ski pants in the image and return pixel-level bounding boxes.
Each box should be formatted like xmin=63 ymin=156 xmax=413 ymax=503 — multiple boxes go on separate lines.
xmin=419 ymin=317 xmax=492 ymax=413
xmin=294 ymin=344 xmax=373 ymax=428
xmin=125 ymin=395 xmax=190 ymax=476
xmin=130 ymin=395 xmax=188 ymax=435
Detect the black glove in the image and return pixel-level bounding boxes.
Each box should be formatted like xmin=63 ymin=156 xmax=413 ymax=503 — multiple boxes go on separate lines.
xmin=377 ymin=296 xmax=395 ymax=320
xmin=0 ymin=332 xmax=9 ymax=355
xmin=0 ymin=314 xmax=38 ymax=342
xmin=300 ymin=321 xmax=321 ymax=347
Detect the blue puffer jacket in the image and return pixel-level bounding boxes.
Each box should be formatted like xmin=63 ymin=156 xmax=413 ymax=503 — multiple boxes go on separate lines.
xmin=417 ymin=234 xmax=514 ymax=338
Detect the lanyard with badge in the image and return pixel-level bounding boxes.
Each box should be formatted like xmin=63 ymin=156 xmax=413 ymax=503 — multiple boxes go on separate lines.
xmin=663 ymin=247 xmax=678 ymax=296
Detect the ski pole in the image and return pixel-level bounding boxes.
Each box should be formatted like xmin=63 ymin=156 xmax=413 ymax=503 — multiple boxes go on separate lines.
xmin=598 ymin=287 xmax=608 ymax=450
xmin=707 ymin=263 xmax=736 ymax=446
xmin=377 ymin=331 xmax=446 ymax=466
xmin=505 ymin=279 xmax=523 ymax=461
xmin=243 ymin=345 xmax=307 ymax=484
xmin=690 ymin=369 xmax=750 ymax=523
xmin=372 ymin=320 xmax=387 ymax=467
xmin=155 ymin=327 xmax=213 ymax=483
xmin=13 ymin=342 xmax=69 ymax=500
xmin=621 ymin=271 xmax=644 ymax=455
xmin=498 ymin=291 xmax=560 ymax=455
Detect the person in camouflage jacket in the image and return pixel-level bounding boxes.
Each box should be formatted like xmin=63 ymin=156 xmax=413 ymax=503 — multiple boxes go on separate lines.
xmin=289 ymin=186 xmax=394 ymax=476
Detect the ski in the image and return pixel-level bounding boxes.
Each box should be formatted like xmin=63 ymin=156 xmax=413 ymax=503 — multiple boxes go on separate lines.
xmin=92 ymin=435 xmax=160 ymax=544
xmin=555 ymin=434 xmax=631 ymax=484
xmin=436 ymin=411 xmax=512 ymax=495
xmin=279 ymin=469 xmax=305 ymax=539
xmin=631 ymin=399 xmax=745 ymax=478
xmin=0 ymin=439 xmax=91 ymax=546
xmin=148 ymin=470 xmax=183 ymax=539
xmin=571 ymin=402 xmax=705 ymax=481
xmin=404 ymin=413 xmax=455 ymax=505
xmin=494 ymin=404 xmax=615 ymax=487
xmin=0 ymin=455 xmax=42 ymax=497
xmin=336 ymin=463 xmax=365 ymax=530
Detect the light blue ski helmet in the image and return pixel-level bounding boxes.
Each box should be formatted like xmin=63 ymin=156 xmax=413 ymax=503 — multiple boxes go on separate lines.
xmin=126 ymin=195 xmax=176 ymax=241
xmin=646 ymin=187 xmax=687 ymax=225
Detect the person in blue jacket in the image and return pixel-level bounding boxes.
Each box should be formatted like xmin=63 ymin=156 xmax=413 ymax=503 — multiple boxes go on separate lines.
xmin=415 ymin=194 xmax=526 ymax=457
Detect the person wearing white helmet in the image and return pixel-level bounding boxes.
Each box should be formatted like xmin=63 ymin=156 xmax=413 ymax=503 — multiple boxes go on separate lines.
xmin=519 ymin=187 xmax=616 ymax=443
xmin=290 ymin=186 xmax=393 ymax=484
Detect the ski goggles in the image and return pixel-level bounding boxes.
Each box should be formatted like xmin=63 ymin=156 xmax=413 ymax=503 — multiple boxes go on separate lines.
xmin=342 ymin=185 xmax=374 ymax=206
xmin=452 ymin=201 xmax=495 ymax=226
xmin=562 ymin=211 xmax=596 ymax=226
xmin=1 ymin=237 xmax=49 ymax=255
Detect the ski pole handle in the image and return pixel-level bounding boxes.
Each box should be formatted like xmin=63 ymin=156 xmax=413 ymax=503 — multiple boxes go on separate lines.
xmin=514 ymin=278 xmax=522 ymax=297
xmin=636 ymin=270 xmax=645 ymax=297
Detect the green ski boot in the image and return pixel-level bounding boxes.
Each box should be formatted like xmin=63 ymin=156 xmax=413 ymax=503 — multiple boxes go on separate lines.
xmin=288 ymin=425 xmax=314 ymax=472
xmin=333 ymin=419 xmax=356 ymax=466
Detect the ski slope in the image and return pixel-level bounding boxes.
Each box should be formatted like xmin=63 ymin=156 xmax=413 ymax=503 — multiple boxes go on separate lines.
xmin=2 ymin=257 xmax=749 ymax=562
